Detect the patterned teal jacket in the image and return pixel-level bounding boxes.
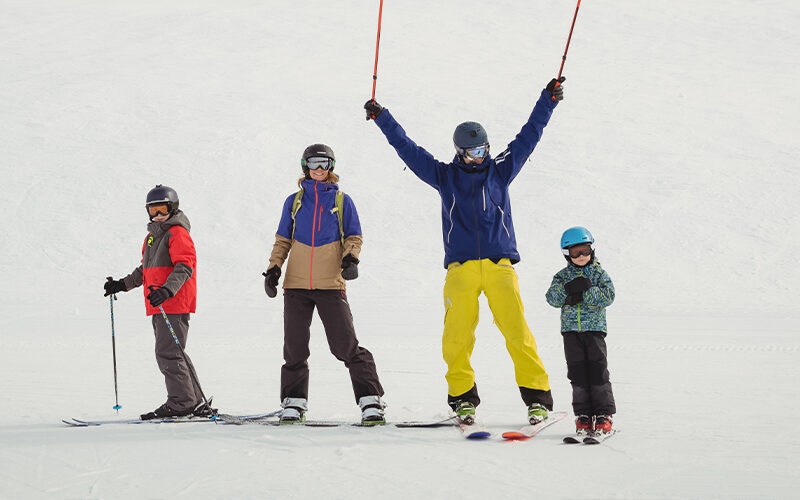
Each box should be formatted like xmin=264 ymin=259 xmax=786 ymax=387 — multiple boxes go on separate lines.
xmin=545 ymin=260 xmax=615 ymax=333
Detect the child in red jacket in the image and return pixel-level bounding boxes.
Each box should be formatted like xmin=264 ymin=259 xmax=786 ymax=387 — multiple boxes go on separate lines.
xmin=104 ymin=185 xmax=215 ymax=420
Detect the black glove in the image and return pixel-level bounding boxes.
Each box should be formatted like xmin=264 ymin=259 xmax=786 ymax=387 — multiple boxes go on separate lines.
xmin=546 ymin=76 xmax=566 ymax=101
xmin=341 ymin=254 xmax=359 ymax=280
xmin=364 ymin=99 xmax=384 ymax=121
xmin=564 ymin=293 xmax=583 ymax=306
xmin=146 ymin=286 xmax=173 ymax=307
xmin=564 ymin=276 xmax=592 ymax=295
xmin=104 ymin=276 xmax=126 ymax=297
xmin=262 ymin=266 xmax=281 ymax=298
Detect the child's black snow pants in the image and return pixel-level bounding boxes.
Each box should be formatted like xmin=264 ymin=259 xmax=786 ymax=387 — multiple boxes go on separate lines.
xmin=562 ymin=331 xmax=616 ymax=416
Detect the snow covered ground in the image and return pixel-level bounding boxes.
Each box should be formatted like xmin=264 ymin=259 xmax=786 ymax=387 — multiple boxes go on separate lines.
xmin=1 ymin=1 xmax=799 ymax=498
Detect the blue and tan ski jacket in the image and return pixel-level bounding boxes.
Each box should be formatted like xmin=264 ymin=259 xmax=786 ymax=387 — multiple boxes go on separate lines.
xmin=545 ymin=260 xmax=615 ymax=333
xmin=373 ymin=89 xmax=557 ymax=268
xmin=269 ymin=179 xmax=363 ymax=290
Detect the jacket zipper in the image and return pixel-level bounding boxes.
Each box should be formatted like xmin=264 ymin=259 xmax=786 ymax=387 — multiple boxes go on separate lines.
xmin=447 ymin=194 xmax=456 ymax=243
xmin=497 ymin=206 xmax=510 ymax=238
xmin=310 ymin=182 xmax=319 ymax=289
xmin=482 ymin=187 xmax=486 ymax=211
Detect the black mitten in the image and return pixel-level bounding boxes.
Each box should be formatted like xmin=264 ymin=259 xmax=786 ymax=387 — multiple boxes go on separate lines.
xmin=564 ymin=293 xmax=583 ymax=306
xmin=564 ymin=276 xmax=592 ymax=295
xmin=263 ymin=266 xmax=281 ymax=298
xmin=341 ymin=254 xmax=359 ymax=280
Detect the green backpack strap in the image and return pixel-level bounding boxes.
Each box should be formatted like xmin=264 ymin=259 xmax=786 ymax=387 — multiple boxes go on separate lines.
xmin=290 ymin=188 xmax=345 ymax=246
xmin=333 ymin=190 xmax=345 ymax=246
xmin=290 ymin=189 xmax=304 ymax=240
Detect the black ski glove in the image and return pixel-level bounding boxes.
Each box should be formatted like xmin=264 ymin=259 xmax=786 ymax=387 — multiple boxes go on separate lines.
xmin=564 ymin=293 xmax=583 ymax=306
xmin=341 ymin=254 xmax=359 ymax=280
xmin=146 ymin=286 xmax=173 ymax=308
xmin=564 ymin=276 xmax=592 ymax=295
xmin=364 ymin=99 xmax=384 ymax=121
xmin=263 ymin=266 xmax=281 ymax=298
xmin=546 ymin=76 xmax=566 ymax=101
xmin=104 ymin=276 xmax=126 ymax=297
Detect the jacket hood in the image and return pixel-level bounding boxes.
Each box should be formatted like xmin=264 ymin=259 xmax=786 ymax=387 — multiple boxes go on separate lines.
xmin=147 ymin=209 xmax=191 ymax=235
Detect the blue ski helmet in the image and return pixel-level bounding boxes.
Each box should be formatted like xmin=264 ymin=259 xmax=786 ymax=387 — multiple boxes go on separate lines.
xmin=561 ymin=226 xmax=594 ymax=249
xmin=453 ymin=121 xmax=488 ymax=150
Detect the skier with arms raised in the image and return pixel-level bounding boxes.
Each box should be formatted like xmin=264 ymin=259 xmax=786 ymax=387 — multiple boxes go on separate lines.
xmin=364 ymin=78 xmax=566 ymax=425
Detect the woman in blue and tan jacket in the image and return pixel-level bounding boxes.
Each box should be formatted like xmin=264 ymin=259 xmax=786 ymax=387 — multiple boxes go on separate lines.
xmin=264 ymin=143 xmax=385 ymax=425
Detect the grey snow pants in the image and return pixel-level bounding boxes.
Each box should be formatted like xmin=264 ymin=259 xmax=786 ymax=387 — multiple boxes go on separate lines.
xmin=152 ymin=313 xmax=203 ymax=412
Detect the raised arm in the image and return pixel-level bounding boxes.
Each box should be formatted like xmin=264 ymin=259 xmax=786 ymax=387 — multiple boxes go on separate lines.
xmin=495 ymin=79 xmax=563 ymax=184
xmin=366 ymin=100 xmax=447 ymax=189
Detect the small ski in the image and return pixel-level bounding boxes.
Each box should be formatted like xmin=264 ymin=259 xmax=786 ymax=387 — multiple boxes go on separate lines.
xmin=583 ymin=429 xmax=616 ymax=444
xmin=502 ymin=411 xmax=568 ymax=440
xmin=563 ymin=434 xmax=584 ymax=444
xmin=459 ymin=419 xmax=491 ymax=439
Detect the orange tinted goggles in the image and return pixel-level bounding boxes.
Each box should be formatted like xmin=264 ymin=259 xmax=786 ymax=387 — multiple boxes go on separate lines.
xmin=147 ymin=204 xmax=170 ymax=217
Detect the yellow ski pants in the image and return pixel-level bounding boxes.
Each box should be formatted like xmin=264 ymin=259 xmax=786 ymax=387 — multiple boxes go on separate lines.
xmin=443 ymin=259 xmax=550 ymax=397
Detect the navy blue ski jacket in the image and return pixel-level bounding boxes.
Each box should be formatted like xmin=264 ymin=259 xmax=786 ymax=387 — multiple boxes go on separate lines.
xmin=373 ymin=89 xmax=557 ymax=268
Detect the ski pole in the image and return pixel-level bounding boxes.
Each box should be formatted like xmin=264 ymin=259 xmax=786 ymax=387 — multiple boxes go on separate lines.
xmin=109 ymin=293 xmax=122 ymax=412
xmin=154 ymin=299 xmax=214 ymax=419
xmin=370 ymin=0 xmax=385 ymax=99
xmin=552 ymin=0 xmax=582 ymax=101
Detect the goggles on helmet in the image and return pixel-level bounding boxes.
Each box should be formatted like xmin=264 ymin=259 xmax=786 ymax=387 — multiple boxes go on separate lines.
xmin=563 ymin=243 xmax=593 ymax=259
xmin=305 ymin=157 xmax=334 ymax=171
xmin=147 ymin=203 xmax=171 ymax=218
xmin=456 ymin=144 xmax=489 ymax=161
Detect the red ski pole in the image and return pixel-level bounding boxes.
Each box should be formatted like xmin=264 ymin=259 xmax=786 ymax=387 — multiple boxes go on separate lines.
xmin=552 ymin=0 xmax=582 ymax=101
xmin=371 ymin=0 xmax=385 ymax=99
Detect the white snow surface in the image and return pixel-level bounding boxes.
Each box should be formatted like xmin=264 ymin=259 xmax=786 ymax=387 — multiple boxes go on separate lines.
xmin=2 ymin=1 xmax=799 ymax=498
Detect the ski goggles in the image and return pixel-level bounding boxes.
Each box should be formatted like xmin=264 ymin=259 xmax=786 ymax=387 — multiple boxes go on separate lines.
xmin=456 ymin=144 xmax=489 ymax=161
xmin=305 ymin=157 xmax=334 ymax=171
xmin=147 ymin=203 xmax=170 ymax=218
xmin=563 ymin=243 xmax=593 ymax=258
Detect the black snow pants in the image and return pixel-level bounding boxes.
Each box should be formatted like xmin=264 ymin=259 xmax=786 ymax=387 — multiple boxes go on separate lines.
xmin=281 ymin=289 xmax=383 ymax=402
xmin=563 ymin=331 xmax=616 ymax=416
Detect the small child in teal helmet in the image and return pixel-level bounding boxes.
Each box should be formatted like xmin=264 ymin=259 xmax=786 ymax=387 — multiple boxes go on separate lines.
xmin=545 ymin=227 xmax=616 ymax=441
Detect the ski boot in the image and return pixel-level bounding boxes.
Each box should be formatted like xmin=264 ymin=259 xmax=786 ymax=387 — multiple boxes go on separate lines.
xmin=279 ymin=397 xmax=307 ymax=424
xmin=527 ymin=403 xmax=549 ymax=425
xmin=454 ymin=400 xmax=476 ymax=425
xmin=575 ymin=414 xmax=592 ymax=438
xmin=593 ymin=415 xmax=613 ymax=436
xmin=140 ymin=402 xmax=192 ymax=421
xmin=358 ymin=395 xmax=386 ymax=425
xmin=192 ymin=398 xmax=218 ymax=418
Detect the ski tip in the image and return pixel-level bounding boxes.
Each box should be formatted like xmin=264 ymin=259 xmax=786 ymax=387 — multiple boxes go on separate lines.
xmin=502 ymin=431 xmax=530 ymax=440
xmin=466 ymin=431 xmax=491 ymax=439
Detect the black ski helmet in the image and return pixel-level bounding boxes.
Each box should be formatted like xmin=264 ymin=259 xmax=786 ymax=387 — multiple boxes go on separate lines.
xmin=145 ymin=184 xmax=179 ymax=218
xmin=453 ymin=121 xmax=489 ymax=150
xmin=301 ymin=143 xmax=336 ymax=177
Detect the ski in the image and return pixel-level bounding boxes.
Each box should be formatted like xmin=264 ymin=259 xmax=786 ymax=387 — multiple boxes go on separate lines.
xmin=63 ymin=411 xmax=278 ymax=427
xmin=394 ymin=416 xmax=457 ymax=428
xmin=501 ymin=411 xmax=568 ymax=440
xmin=583 ymin=429 xmax=616 ymax=444
xmin=563 ymin=434 xmax=584 ymax=444
xmin=458 ymin=419 xmax=491 ymax=439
